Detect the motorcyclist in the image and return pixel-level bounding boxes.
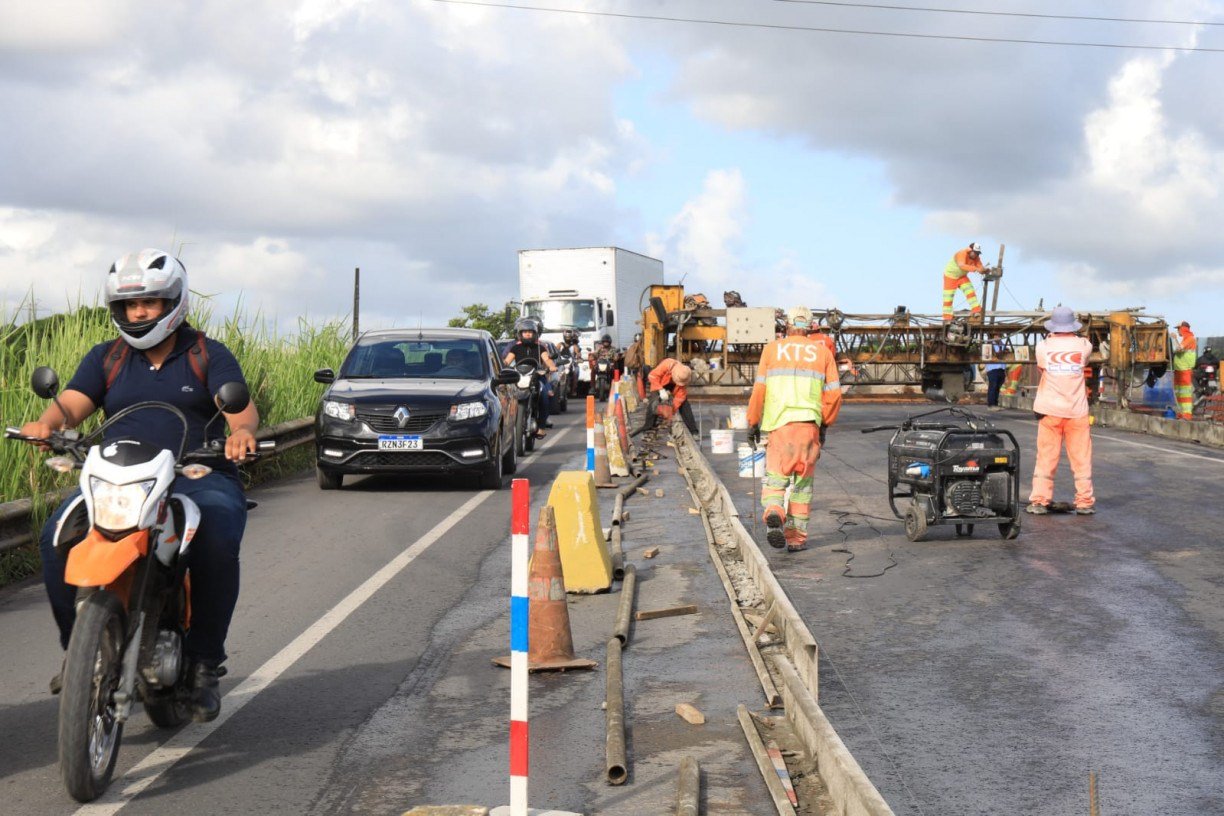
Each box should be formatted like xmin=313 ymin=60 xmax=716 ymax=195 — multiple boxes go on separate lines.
xmin=561 ymin=329 xmax=582 ymax=396
xmin=19 ymin=249 xmax=259 ymax=722
xmin=589 ymin=334 xmax=617 ymax=398
xmin=503 ymin=317 xmax=557 ymax=437
xmin=1196 ymin=346 xmax=1220 ymax=396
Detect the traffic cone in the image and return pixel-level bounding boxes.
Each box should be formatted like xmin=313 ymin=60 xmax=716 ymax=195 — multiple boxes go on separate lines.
xmin=614 ymin=398 xmax=633 ymax=461
xmin=495 ymin=505 xmax=597 ymax=672
xmin=593 ymin=419 xmax=616 ymax=488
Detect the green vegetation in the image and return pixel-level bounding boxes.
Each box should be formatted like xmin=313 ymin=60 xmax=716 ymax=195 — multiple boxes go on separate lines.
xmin=1 ymin=295 xmax=351 ymax=585
xmin=448 ymin=302 xmax=519 ymax=339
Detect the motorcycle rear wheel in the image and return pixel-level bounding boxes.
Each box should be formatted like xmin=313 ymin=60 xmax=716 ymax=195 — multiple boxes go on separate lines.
xmin=59 ymin=591 xmax=126 ymax=802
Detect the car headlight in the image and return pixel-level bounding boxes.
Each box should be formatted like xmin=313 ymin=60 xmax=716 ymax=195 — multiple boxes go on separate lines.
xmin=90 ymin=477 xmax=155 ymax=532
xmin=323 ymin=400 xmax=356 ymax=421
xmin=449 ymin=401 xmax=489 ymax=422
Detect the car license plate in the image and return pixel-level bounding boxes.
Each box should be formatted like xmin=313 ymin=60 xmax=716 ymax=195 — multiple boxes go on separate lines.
xmin=378 ymin=435 xmax=423 ymax=451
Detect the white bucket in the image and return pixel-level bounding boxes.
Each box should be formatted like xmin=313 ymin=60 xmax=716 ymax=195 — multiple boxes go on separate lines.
xmin=737 ymin=443 xmax=766 ymax=477
xmin=709 ymin=429 xmax=734 ymax=454
xmin=728 ymin=405 xmax=749 ymax=430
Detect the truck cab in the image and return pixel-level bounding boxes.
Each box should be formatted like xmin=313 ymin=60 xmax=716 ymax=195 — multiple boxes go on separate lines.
xmin=522 ymin=289 xmax=615 ymax=353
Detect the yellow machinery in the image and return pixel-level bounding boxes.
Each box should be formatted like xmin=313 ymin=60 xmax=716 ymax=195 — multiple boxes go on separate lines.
xmin=641 ymin=286 xmax=1170 ymax=405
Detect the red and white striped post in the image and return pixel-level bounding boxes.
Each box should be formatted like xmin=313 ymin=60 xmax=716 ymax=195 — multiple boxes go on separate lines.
xmin=509 ymin=478 xmax=530 ymax=814
xmin=585 ymin=395 xmax=596 ymax=472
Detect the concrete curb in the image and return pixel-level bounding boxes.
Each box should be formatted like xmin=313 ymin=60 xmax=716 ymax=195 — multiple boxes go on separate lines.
xmin=1001 ymin=394 xmax=1224 ymax=448
xmin=669 ymin=423 xmax=895 ymax=816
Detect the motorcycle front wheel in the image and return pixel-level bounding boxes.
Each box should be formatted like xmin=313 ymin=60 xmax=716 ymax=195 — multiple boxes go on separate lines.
xmin=59 ymin=591 xmax=126 ymax=802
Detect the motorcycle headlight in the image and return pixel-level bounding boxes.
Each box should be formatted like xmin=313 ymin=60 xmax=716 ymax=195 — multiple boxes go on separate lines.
xmin=449 ymin=401 xmax=489 ymax=422
xmin=90 ymin=477 xmax=155 ymax=532
xmin=323 ymin=400 xmax=356 ymax=421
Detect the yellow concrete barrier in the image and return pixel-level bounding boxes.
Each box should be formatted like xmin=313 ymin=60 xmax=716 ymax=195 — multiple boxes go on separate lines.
xmin=604 ymin=414 xmax=630 ymax=477
xmin=547 ymin=471 xmax=613 ymax=593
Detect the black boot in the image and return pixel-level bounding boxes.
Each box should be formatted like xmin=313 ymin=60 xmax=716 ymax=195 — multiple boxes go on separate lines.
xmin=190 ymin=661 xmax=223 ymax=723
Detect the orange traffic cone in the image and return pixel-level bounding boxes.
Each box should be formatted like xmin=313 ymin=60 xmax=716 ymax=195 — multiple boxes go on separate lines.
xmin=614 ymin=398 xmax=633 ymax=461
xmin=495 ymin=505 xmax=597 ymax=672
xmin=593 ymin=419 xmax=616 ymax=488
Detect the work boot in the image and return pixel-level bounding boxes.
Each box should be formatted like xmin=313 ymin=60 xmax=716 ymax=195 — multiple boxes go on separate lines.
xmin=190 ymin=660 xmax=223 ymax=723
xmin=1025 ymin=502 xmax=1049 ymax=515
xmin=785 ymin=530 xmax=807 ymax=552
xmin=1075 ymin=506 xmax=1096 ymax=515
xmin=764 ymin=508 xmax=786 ymax=549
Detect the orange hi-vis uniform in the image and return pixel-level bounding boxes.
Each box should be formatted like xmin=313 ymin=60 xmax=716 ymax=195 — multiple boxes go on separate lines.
xmin=942 ymin=248 xmax=984 ymax=322
xmin=808 ymin=329 xmax=836 ymax=356
xmin=1000 ymin=363 xmax=1025 ymax=397
xmin=647 ymin=357 xmax=689 ymax=420
xmin=747 ymin=333 xmax=842 ymax=548
xmin=1173 ymin=326 xmax=1197 ymax=420
xmin=1029 ymin=334 xmax=1095 ymax=510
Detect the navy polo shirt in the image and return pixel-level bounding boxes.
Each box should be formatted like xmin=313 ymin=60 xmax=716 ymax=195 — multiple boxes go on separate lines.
xmin=67 ymin=325 xmax=248 ymax=473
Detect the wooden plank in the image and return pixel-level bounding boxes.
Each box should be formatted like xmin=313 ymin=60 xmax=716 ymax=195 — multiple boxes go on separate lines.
xmin=634 ymin=604 xmax=698 ymax=621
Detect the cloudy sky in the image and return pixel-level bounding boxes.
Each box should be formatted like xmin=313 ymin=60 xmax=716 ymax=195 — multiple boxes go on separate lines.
xmin=3 ymin=0 xmax=1223 ymax=339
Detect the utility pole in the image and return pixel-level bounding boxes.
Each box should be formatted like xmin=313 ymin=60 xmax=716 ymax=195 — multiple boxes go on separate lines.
xmin=352 ymin=267 xmax=360 ymax=341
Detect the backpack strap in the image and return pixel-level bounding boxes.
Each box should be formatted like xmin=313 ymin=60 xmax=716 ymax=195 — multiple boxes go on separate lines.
xmin=187 ymin=330 xmax=210 ymax=386
xmin=102 ymin=338 xmax=130 ymax=390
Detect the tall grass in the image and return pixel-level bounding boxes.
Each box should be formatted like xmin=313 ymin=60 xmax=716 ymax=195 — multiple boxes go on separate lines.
xmin=1 ymin=294 xmax=352 ymax=510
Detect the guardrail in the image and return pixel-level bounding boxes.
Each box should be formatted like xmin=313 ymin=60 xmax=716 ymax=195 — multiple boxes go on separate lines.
xmin=0 ymin=417 xmax=315 ymax=556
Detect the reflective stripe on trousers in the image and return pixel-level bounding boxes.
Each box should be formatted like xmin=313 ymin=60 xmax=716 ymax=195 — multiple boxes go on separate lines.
xmin=1173 ymin=368 xmax=1194 ymax=419
xmin=760 ymin=422 xmax=820 ymax=543
xmin=942 ymin=274 xmax=980 ymax=320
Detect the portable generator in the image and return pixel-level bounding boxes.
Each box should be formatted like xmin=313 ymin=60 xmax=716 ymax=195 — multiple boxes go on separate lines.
xmin=863 ymin=407 xmax=1022 ymax=542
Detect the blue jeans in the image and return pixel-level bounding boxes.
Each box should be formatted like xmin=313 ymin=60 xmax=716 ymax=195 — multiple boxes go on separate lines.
xmin=538 ymin=379 xmax=552 ymax=425
xmin=39 ymin=471 xmax=247 ymax=664
xmin=986 ymin=368 xmax=1007 ymax=406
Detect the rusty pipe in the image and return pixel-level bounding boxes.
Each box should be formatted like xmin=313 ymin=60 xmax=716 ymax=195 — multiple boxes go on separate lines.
xmin=613 ymin=564 xmax=637 ymax=645
xmin=675 ymin=756 xmax=700 ymax=816
xmin=605 ymin=638 xmax=627 ymax=785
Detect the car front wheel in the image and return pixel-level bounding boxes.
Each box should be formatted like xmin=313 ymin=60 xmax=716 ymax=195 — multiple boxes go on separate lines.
xmin=316 ymin=466 xmax=343 ymax=490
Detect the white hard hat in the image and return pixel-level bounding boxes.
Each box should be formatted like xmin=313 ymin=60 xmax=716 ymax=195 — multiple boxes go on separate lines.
xmin=968 ymin=242 xmax=982 ymax=253
xmin=787 ymin=306 xmax=813 ymax=328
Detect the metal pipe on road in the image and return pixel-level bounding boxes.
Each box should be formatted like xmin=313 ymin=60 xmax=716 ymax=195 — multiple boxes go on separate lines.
xmin=609 ymin=525 xmax=625 ymax=581
xmin=605 ymin=637 xmax=627 ymax=785
xmin=612 ymin=565 xmax=637 ymax=646
xmin=675 ymin=756 xmax=700 ymax=816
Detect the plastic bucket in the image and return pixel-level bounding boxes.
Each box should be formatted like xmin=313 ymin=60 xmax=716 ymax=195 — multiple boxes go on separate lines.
xmin=728 ymin=405 xmax=749 ymax=430
xmin=737 ymin=443 xmax=766 ymax=477
xmin=709 ymin=429 xmax=734 ymax=454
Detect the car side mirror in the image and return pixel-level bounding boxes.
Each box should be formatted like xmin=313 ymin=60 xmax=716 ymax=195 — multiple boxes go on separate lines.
xmin=605 ymin=309 xmax=614 ymax=327
xmin=314 ymin=368 xmax=335 ymax=384
xmin=31 ymin=366 xmax=60 ymax=399
xmin=497 ymin=368 xmax=520 ymax=384
xmin=215 ymin=382 xmax=251 ymax=413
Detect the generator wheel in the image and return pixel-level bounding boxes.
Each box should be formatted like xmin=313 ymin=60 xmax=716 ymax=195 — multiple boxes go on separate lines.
xmin=955 ymin=523 xmax=975 ymax=537
xmin=999 ymin=521 xmax=1021 ymax=540
xmin=904 ymin=503 xmax=928 ymax=542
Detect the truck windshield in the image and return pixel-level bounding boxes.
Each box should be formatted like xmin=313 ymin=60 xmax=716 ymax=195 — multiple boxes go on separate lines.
xmin=524 ymin=299 xmax=596 ymax=331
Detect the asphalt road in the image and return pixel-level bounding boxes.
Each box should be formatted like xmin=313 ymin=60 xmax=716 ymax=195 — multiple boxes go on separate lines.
xmin=699 ymin=403 xmax=1224 ymax=816
xmin=0 ymin=406 xmax=777 ymax=815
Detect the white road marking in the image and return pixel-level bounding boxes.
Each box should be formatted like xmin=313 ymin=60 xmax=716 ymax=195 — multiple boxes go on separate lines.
xmin=76 ymin=426 xmax=573 ymax=815
xmin=1011 ymin=414 xmax=1224 ymax=464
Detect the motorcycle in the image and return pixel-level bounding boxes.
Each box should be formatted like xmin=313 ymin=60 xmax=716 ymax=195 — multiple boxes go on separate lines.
xmin=1194 ymin=357 xmax=1220 ymax=415
xmin=512 ymin=360 xmax=546 ymax=455
xmin=594 ymin=358 xmax=613 ymax=402
xmin=550 ymin=351 xmax=571 ymax=414
xmin=4 ymin=366 xmax=271 ymax=802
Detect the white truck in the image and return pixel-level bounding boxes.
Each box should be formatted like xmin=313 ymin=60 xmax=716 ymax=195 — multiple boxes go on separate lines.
xmin=518 ymin=247 xmax=663 ymax=351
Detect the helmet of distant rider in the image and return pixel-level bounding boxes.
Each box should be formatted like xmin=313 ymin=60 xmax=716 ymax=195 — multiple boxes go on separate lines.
xmin=514 ymin=316 xmax=540 ymax=343
xmin=105 ymin=249 xmax=188 ymax=350
xmin=601 ymin=334 xmax=612 ymax=345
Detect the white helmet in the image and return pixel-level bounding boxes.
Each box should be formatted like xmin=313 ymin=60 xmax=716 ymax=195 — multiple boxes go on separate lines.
xmin=787 ymin=305 xmax=813 ymax=328
xmin=968 ymin=242 xmax=983 ymax=253
xmin=105 ymin=249 xmax=188 ymax=350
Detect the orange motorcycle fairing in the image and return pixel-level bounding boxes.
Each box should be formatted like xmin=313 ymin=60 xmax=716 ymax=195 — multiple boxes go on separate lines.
xmin=64 ymin=529 xmax=149 ymax=588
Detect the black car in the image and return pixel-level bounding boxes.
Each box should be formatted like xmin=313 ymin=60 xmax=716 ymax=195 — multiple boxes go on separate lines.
xmin=313 ymin=328 xmax=520 ymax=490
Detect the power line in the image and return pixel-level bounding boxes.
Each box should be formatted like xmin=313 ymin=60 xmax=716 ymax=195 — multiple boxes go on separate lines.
xmin=426 ymin=0 xmax=1224 ymax=53
xmin=772 ymin=0 xmax=1224 ymax=28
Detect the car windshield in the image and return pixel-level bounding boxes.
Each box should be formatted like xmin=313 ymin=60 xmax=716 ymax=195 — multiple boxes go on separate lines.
xmin=524 ymin=299 xmax=596 ymax=331
xmin=342 ymin=339 xmax=487 ymax=380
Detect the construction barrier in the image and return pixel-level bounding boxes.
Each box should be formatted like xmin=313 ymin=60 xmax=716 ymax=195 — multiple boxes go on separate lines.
xmin=546 ymin=471 xmax=613 ymax=593
xmin=603 ymin=414 xmax=630 ymax=477
xmin=585 ymin=396 xmax=596 ymax=472
xmin=592 ymin=420 xmax=615 ymax=488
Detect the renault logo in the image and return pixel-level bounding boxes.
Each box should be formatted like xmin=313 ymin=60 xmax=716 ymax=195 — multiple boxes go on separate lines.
xmin=393 ymin=406 xmax=411 ymax=427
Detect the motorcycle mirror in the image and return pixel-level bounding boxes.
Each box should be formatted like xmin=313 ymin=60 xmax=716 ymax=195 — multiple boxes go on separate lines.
xmin=215 ymin=382 xmax=251 ymax=413
xmin=31 ymin=366 xmax=60 ymax=399
xmin=497 ymin=368 xmax=519 ymax=384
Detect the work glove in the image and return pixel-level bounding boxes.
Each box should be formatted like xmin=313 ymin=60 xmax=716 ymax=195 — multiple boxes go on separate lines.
xmin=658 ymin=388 xmax=671 ymax=403
xmin=819 ymin=425 xmax=827 ymax=446
xmin=747 ymin=424 xmax=761 ymax=447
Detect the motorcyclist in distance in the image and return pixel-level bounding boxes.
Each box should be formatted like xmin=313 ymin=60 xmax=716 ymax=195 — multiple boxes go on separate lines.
xmin=503 ymin=317 xmax=557 ymax=437
xmin=19 ymin=249 xmax=259 ymax=722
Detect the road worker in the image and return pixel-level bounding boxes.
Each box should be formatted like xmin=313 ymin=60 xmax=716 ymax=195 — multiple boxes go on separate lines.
xmin=746 ymin=306 xmax=842 ymax=551
xmin=942 ymin=242 xmax=985 ymax=322
xmin=643 ymin=358 xmax=696 ymax=434
xmin=1027 ymin=306 xmax=1095 ymax=515
xmin=1172 ymin=321 xmax=1197 ymax=420
xmin=807 ymin=318 xmax=836 ymax=356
